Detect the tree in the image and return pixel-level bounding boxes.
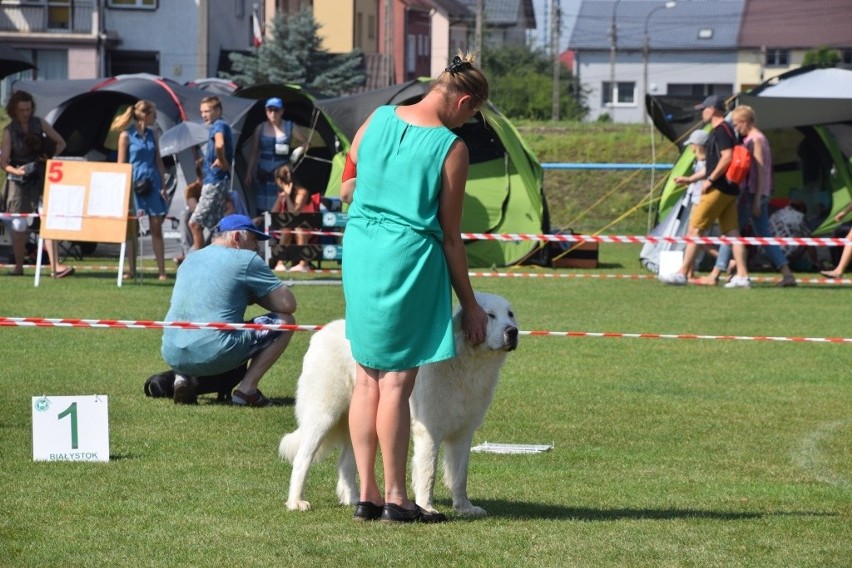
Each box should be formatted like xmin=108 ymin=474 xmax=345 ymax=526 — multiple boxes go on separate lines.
xmin=481 ymin=46 xmax=587 ymax=121
xmin=802 ymin=46 xmax=841 ymax=68
xmin=222 ymin=9 xmax=365 ymax=96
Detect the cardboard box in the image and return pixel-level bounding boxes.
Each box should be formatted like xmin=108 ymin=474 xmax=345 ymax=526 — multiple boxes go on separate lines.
xmin=549 ymin=240 xmax=599 ymax=268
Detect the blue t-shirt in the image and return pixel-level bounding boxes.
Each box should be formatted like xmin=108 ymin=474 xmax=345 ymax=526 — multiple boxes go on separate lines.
xmin=203 ymin=119 xmax=234 ymax=184
xmin=161 ymin=244 xmax=282 ymax=376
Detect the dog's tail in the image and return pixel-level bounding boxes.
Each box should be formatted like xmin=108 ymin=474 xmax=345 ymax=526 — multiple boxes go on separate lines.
xmin=279 ymin=430 xmax=301 ymax=463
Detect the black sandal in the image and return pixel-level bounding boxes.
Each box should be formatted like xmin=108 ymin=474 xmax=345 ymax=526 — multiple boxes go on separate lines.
xmin=353 ymin=501 xmax=383 ymax=521
xmin=380 ymin=503 xmax=447 ymax=523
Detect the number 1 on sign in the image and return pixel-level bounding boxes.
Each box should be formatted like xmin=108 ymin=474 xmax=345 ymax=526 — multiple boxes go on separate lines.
xmin=57 ymin=402 xmax=79 ymax=449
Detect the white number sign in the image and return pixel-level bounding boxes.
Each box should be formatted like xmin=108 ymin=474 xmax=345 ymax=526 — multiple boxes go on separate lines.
xmin=32 ymin=395 xmax=110 ymax=462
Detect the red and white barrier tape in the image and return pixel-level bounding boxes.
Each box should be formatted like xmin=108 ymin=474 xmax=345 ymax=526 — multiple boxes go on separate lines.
xmin=1 ymin=316 xmax=848 ymax=344
xmin=276 ymin=229 xmax=851 ymax=247
xmin=2 ymin=215 xmax=847 ymax=246
xmin=2 ymin=264 xmax=848 ymax=284
xmin=0 ymin=212 xmax=39 ymax=218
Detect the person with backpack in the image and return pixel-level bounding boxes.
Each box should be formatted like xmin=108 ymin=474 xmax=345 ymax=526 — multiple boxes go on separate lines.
xmin=659 ymin=95 xmax=751 ymax=287
xmin=694 ymin=105 xmax=797 ymax=287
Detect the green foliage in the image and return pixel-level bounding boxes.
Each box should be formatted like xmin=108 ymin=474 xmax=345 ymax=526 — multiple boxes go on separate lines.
xmin=482 ymin=47 xmax=588 ymax=121
xmin=222 ymin=9 xmax=365 ymax=96
xmin=802 ymin=46 xmax=841 ymax=68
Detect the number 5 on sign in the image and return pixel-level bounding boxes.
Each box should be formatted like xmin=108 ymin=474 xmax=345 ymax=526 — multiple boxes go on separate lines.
xmin=32 ymin=395 xmax=110 ymax=462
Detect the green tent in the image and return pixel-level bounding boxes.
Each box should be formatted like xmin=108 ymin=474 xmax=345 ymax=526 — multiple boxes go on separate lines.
xmin=318 ymin=80 xmax=547 ymax=267
xmin=654 ymin=66 xmax=852 ymax=236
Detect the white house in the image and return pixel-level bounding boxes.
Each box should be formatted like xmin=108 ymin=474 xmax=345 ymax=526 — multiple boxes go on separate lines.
xmin=569 ymin=0 xmax=744 ymax=123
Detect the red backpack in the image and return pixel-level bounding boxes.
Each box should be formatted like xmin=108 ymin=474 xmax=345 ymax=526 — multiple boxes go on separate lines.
xmin=720 ymin=122 xmax=752 ymax=185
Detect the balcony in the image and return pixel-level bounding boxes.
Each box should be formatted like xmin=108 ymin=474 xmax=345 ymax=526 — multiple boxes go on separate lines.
xmin=0 ymin=2 xmax=96 ymax=34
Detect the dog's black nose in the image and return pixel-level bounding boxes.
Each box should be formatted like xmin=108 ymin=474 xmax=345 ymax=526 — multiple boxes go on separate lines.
xmin=505 ymin=327 xmax=519 ymax=350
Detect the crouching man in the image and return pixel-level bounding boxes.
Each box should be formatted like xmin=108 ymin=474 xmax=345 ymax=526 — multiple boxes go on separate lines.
xmin=161 ymin=214 xmax=297 ymax=406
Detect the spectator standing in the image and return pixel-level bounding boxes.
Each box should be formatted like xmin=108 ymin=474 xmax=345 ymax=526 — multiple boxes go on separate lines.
xmin=161 ymin=214 xmax=297 ymax=406
xmin=1 ymin=90 xmax=73 ymax=278
xmin=673 ymin=129 xmax=711 ymax=280
xmin=694 ymin=106 xmax=796 ymax=287
xmin=244 ymin=97 xmax=306 ymax=215
xmin=189 ymin=96 xmax=233 ymax=250
xmin=341 ymin=53 xmax=488 ymax=523
xmin=112 ymin=100 xmax=169 ymax=280
xmin=659 ymin=95 xmax=751 ymax=288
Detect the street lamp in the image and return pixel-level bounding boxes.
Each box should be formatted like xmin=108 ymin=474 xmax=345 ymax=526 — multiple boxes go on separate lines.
xmin=608 ymin=0 xmax=623 ymax=121
xmin=643 ymin=1 xmax=677 ymax=123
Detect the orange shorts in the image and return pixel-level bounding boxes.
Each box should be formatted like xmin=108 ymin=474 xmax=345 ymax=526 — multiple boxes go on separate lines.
xmin=689 ymin=189 xmax=739 ymax=234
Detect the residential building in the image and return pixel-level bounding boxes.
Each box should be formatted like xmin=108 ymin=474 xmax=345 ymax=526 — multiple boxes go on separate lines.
xmin=312 ymin=0 xmax=535 ymax=88
xmin=0 ymin=1 xmax=263 ymax=100
xmin=569 ymin=0 xmax=745 ymax=123
xmin=736 ymin=0 xmax=852 ymax=90
xmin=569 ymin=0 xmax=852 ymax=123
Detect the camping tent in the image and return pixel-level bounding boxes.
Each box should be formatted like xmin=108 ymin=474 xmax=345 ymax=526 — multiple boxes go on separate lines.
xmin=19 ymin=75 xmax=260 ymax=259
xmin=232 ymin=84 xmax=350 ymax=212
xmin=317 ymin=80 xmax=547 ymax=268
xmin=652 ymin=66 xmax=852 ymax=238
xmin=42 ymin=74 xmax=256 ymax=161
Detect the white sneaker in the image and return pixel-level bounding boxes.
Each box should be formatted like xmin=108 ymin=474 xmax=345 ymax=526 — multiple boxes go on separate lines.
xmin=724 ymin=276 xmax=751 ymax=288
xmin=658 ymin=272 xmax=687 ymax=286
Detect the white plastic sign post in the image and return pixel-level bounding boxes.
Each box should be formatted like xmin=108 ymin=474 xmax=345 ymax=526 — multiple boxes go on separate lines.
xmin=31 ymin=395 xmax=109 ymax=462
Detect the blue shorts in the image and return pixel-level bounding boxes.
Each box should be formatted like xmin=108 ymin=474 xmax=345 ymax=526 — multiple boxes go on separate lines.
xmin=244 ymin=313 xmax=286 ymax=361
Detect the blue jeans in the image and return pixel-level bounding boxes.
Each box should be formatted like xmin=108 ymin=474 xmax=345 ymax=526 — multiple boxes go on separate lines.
xmin=716 ymin=194 xmax=788 ymax=271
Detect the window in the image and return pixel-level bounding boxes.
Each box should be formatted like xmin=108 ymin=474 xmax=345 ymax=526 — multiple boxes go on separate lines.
xmin=766 ymin=49 xmax=790 ymax=67
xmin=668 ymin=83 xmax=734 ymax=98
xmin=601 ymin=81 xmax=636 ymax=106
xmin=108 ymin=0 xmax=156 ymax=8
xmin=368 ymin=15 xmax=375 ymax=40
xmin=47 ymin=0 xmax=70 ymax=30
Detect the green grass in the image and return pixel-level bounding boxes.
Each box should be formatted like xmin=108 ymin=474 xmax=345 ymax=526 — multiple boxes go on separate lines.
xmin=1 ymin=245 xmax=850 ymax=567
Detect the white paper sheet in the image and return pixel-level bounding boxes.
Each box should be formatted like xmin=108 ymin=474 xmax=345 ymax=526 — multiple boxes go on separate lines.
xmin=87 ymin=171 xmax=127 ymax=218
xmin=44 ymin=184 xmax=85 ymax=231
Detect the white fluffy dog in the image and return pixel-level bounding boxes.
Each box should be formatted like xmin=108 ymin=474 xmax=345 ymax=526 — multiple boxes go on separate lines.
xmin=279 ymin=292 xmax=518 ymax=517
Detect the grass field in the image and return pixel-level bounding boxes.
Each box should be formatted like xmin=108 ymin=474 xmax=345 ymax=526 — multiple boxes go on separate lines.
xmin=1 ymin=244 xmax=849 ymax=567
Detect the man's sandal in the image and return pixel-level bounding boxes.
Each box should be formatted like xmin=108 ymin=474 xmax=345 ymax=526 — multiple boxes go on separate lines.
xmin=231 ymin=389 xmax=273 ymax=407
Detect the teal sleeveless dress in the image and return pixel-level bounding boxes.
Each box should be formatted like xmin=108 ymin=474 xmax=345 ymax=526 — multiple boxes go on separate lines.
xmin=342 ymin=105 xmax=459 ymax=371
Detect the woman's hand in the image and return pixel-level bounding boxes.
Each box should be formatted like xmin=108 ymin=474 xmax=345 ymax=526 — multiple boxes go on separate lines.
xmin=461 ymin=303 xmax=488 ymax=345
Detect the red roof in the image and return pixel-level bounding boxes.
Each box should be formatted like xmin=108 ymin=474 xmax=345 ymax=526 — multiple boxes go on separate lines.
xmin=739 ymin=0 xmax=852 ymax=48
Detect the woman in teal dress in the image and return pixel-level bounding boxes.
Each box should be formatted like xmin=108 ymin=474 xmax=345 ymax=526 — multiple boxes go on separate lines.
xmin=340 ymin=54 xmax=489 ymax=523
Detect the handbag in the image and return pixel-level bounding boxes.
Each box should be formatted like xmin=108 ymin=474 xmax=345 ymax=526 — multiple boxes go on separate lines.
xmin=133 ymin=177 xmax=154 ymax=197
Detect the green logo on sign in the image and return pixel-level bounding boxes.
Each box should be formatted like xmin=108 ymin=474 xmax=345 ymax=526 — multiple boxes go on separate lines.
xmin=34 ymin=398 xmax=51 ymax=412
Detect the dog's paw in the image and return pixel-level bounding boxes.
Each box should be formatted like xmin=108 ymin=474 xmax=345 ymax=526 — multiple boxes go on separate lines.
xmin=286 ymin=499 xmax=312 ymax=512
xmin=454 ymin=503 xmax=487 ymax=517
